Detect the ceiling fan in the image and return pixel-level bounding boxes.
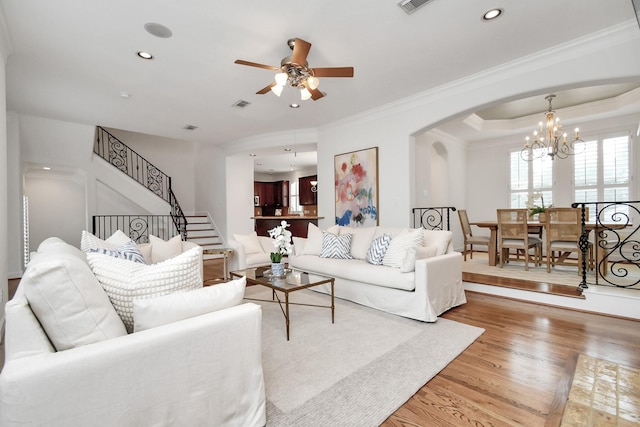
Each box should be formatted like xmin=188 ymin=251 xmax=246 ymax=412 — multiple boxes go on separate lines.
xmin=234 ymin=37 xmax=354 ymax=101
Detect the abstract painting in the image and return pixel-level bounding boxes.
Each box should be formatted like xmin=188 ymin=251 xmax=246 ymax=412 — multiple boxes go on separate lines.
xmin=334 ymin=147 xmax=379 ymax=226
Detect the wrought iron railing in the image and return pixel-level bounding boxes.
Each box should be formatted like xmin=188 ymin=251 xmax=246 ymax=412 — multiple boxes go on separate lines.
xmin=412 ymin=207 xmax=457 ymax=231
xmin=93 ymin=215 xmax=178 ymax=243
xmin=573 ymin=201 xmax=640 ymax=290
xmin=94 ymin=126 xmax=187 ymax=240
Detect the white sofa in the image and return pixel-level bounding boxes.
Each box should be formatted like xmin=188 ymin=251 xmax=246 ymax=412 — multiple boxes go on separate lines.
xmin=288 ymin=225 xmax=466 ymax=322
xmin=228 ymin=231 xmax=279 ymax=271
xmin=0 ymin=236 xmax=266 ymax=426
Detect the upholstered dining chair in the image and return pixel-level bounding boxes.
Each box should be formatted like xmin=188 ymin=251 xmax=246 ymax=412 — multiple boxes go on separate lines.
xmin=497 ymin=209 xmax=542 ymax=271
xmin=545 ymin=207 xmax=593 ymax=274
xmin=458 ymin=209 xmax=491 ymax=261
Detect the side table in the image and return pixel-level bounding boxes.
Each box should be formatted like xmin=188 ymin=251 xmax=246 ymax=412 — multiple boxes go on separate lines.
xmin=202 ymin=247 xmax=233 ymax=284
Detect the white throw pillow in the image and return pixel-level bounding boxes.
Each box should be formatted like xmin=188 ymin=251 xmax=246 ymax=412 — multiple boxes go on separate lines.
xmin=80 ymin=229 xmax=131 ymax=252
xmin=320 ymin=232 xmax=353 ymax=259
xmin=400 ymin=246 xmax=439 ymax=273
xmin=301 ymin=223 xmax=340 ymax=256
xmin=340 ymin=226 xmax=376 ymax=260
xmin=422 ymin=229 xmax=453 ymax=256
xmin=133 ymin=277 xmax=247 ymax=332
xmin=87 ymin=246 xmax=203 ymax=332
xmin=149 ymin=234 xmax=183 ymax=263
xmin=22 ymin=247 xmax=128 ymax=351
xmin=136 ymin=243 xmax=153 ymax=264
xmin=233 ymin=231 xmax=264 ymax=255
xmin=366 ymin=234 xmax=392 ymax=265
xmin=382 ymin=229 xmax=424 ymax=268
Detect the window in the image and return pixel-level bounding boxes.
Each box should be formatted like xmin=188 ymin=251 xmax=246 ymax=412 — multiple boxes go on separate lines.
xmin=289 ymin=181 xmax=302 ymax=213
xmin=574 ymin=133 xmax=631 ymax=222
xmin=509 ymin=149 xmax=553 ymax=210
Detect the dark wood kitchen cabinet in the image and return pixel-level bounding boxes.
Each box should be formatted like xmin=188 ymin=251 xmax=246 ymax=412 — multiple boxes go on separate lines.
xmin=298 ymin=175 xmax=317 ymax=205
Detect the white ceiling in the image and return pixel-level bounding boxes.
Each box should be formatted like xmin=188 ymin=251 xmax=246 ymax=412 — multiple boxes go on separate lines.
xmin=2 ymin=0 xmax=640 ymax=173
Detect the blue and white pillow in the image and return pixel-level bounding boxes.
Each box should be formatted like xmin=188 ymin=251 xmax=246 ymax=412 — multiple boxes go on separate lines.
xmin=366 ymin=234 xmax=392 ymax=265
xmin=320 ymin=232 xmax=353 ymax=259
xmin=89 ymin=240 xmax=146 ymax=264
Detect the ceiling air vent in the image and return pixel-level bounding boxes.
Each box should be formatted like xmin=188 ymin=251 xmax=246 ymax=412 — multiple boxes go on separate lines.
xmin=232 ymin=100 xmax=251 ymax=109
xmin=183 ymin=125 xmax=198 ymax=130
xmin=398 ymin=0 xmax=433 ymax=15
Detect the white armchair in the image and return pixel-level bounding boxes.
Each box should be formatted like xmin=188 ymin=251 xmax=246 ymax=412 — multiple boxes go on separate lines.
xmin=0 ymin=236 xmax=266 ymax=426
xmin=228 ymin=232 xmax=276 ymax=271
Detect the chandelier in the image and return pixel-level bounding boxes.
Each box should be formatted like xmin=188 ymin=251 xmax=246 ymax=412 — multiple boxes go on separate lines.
xmin=520 ymin=94 xmax=584 ymax=161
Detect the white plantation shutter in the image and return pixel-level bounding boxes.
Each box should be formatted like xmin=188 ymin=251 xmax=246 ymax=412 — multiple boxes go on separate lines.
xmin=509 ymin=150 xmax=553 ymax=208
xmin=573 ymin=134 xmax=630 ymax=222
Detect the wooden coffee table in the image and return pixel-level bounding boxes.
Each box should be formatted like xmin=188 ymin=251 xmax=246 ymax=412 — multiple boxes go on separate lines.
xmin=230 ymin=266 xmax=335 ymax=340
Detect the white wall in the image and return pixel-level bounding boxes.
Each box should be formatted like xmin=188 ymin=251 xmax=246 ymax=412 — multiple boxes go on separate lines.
xmin=0 ymin=14 xmax=9 ymax=324
xmin=313 ymin=21 xmax=640 ymax=232
xmin=194 ymin=143 xmax=227 ymax=240
xmin=225 ymin=154 xmax=255 ymax=238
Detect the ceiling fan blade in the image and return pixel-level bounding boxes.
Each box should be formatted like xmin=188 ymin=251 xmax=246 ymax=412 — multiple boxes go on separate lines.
xmin=234 ymin=59 xmax=280 ymax=71
xmin=256 ymin=82 xmax=276 ymax=94
xmin=291 ymin=38 xmax=312 ymax=65
xmin=303 ymin=81 xmax=324 ymax=101
xmin=312 ymin=67 xmax=354 ymax=78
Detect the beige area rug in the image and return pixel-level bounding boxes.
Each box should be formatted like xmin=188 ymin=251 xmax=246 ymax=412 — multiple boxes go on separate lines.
xmin=244 ymin=286 xmax=484 ymax=427
xmin=463 ymin=252 xmax=588 ymax=287
xmin=561 ymin=354 xmax=640 ymax=426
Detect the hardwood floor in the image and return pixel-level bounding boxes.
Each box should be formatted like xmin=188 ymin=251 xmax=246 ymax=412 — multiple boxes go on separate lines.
xmin=382 ymin=291 xmax=640 ymax=426
xmin=5 ymin=259 xmax=640 ymax=426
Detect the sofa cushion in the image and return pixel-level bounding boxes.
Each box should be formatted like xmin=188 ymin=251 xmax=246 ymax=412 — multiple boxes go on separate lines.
xmin=89 ymin=240 xmax=146 ymax=264
xmin=400 ymin=245 xmax=439 ymax=273
xmin=22 ymin=242 xmax=128 ymax=351
xmin=149 ymin=234 xmax=183 ymax=263
xmin=133 ymin=277 xmax=247 ymax=332
xmin=320 ymin=232 xmax=353 ymax=259
xmin=87 ymin=246 xmax=203 ymax=332
xmin=422 ymin=229 xmax=453 ymax=256
xmin=366 ymin=233 xmax=392 ymax=265
xmin=339 ymin=226 xmax=376 ymax=260
xmin=80 ymin=229 xmax=131 ymax=252
xmin=383 ymin=229 xmax=424 ymax=268
xmin=233 ymin=231 xmax=264 ymax=255
xmin=292 ymin=255 xmax=415 ymax=291
xmin=246 ymin=251 xmax=272 ymax=267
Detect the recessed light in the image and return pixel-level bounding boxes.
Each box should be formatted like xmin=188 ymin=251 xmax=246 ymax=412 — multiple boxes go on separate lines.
xmin=482 ymin=8 xmax=503 ymax=21
xmin=42 ymin=166 xmax=51 ymax=171
xmin=137 ymin=51 xmax=154 ymax=60
xmin=249 ymin=153 xmax=257 ymax=157
xmin=120 ymin=92 xmax=131 ymax=98
xmin=284 ymin=148 xmax=292 ymax=152
xmin=290 ymin=103 xmax=300 ymax=109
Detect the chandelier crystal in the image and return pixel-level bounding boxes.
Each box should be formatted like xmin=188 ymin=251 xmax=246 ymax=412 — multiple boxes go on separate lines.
xmin=520 ymin=94 xmax=584 ymax=161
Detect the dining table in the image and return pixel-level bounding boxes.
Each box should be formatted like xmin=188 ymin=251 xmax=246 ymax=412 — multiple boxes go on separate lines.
xmin=469 ymin=220 xmax=621 ymax=275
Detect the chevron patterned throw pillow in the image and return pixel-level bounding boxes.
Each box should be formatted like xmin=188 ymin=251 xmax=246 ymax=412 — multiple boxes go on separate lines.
xmin=320 ymin=232 xmax=353 ymax=259
xmin=366 ymin=233 xmax=392 ymax=265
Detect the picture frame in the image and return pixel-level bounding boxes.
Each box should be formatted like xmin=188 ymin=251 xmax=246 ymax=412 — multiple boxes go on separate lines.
xmin=334 ymin=146 xmax=379 ymax=227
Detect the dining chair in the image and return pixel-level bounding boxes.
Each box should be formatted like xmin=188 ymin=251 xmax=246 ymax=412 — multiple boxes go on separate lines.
xmin=497 ymin=209 xmax=542 ymax=271
xmin=545 ymin=207 xmax=593 ymax=274
xmin=458 ymin=209 xmax=491 ymax=261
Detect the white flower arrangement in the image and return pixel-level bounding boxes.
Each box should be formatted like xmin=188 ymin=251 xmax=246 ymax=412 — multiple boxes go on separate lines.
xmin=526 ymin=192 xmax=550 ymax=215
xmin=267 ymin=220 xmax=293 ymax=263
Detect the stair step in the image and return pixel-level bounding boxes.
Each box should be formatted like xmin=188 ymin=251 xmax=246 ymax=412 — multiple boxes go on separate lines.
xmin=188 ymin=232 xmax=219 ymax=239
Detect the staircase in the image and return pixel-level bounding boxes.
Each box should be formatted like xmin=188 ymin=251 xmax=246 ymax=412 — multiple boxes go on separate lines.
xmin=185 ymin=214 xmax=225 ymax=260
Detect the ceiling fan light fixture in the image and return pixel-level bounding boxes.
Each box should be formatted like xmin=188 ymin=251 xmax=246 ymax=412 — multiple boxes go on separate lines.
xmin=300 ymin=87 xmax=312 ymax=100
xmin=271 ymin=85 xmax=284 ymax=97
xmin=275 ymin=72 xmax=288 ymax=86
xmin=307 ymin=76 xmax=320 ymax=90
